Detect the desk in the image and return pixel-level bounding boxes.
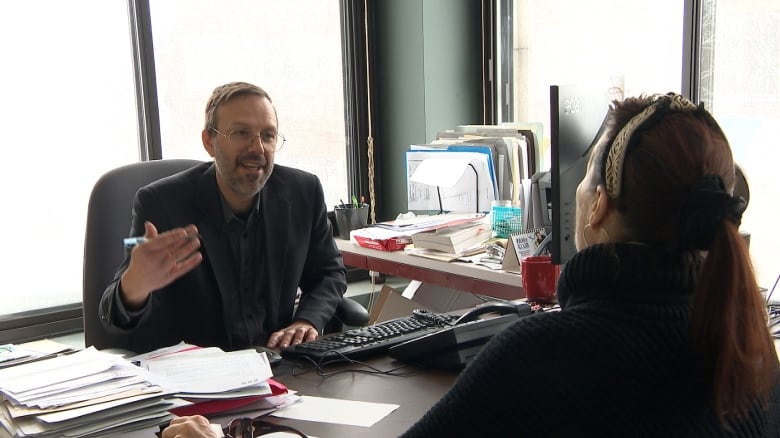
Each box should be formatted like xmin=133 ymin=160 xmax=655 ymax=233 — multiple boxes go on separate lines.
xmin=127 ymin=355 xmax=457 ymax=438
xmin=336 ymin=238 xmax=524 ymax=300
xmin=267 ymin=356 xmax=456 ymax=437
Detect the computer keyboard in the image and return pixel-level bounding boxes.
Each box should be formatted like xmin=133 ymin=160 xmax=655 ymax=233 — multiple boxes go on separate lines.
xmin=282 ymin=310 xmax=457 ymax=361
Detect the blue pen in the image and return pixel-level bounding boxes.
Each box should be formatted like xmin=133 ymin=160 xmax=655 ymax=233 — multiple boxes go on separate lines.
xmin=123 ymin=233 xmax=202 ymax=248
xmin=123 ymin=236 xmax=148 ymax=248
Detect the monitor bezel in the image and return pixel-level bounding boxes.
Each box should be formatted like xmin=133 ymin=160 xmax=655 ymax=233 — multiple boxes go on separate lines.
xmin=549 ymin=83 xmax=612 ymax=265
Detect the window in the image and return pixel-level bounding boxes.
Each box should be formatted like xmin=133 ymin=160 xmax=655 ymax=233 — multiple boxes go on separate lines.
xmin=500 ymin=0 xmax=779 ymax=288
xmin=497 ymin=0 xmax=684 ymax=170
xmin=699 ymin=0 xmax=780 ymax=289
xmin=0 ymin=0 xmax=353 ymax=343
xmin=148 ymin=0 xmax=348 ymax=209
xmin=0 ymin=1 xmax=139 ymax=315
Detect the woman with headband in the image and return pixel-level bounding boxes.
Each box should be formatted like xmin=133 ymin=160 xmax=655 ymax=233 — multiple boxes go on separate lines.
xmin=400 ymin=93 xmax=780 ymax=437
xmin=161 ymin=94 xmax=778 ymax=438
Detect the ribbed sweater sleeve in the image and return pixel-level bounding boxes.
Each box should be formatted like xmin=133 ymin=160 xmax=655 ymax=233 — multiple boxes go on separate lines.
xmin=401 ymin=243 xmax=780 ymax=438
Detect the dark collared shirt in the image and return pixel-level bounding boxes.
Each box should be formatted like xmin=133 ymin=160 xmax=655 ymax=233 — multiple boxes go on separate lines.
xmin=219 ymin=193 xmax=268 ymax=349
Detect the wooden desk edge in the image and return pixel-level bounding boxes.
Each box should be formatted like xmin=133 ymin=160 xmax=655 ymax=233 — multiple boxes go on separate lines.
xmin=336 ymin=239 xmax=524 ymax=300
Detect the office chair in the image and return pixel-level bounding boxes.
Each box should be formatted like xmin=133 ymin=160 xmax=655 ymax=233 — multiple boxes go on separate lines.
xmin=82 ymin=159 xmax=369 ymax=351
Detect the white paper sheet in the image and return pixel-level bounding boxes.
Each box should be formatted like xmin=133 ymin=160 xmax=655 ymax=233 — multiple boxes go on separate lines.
xmin=144 ymin=348 xmax=273 ymax=394
xmin=271 ymin=395 xmax=399 ymax=427
xmin=0 ymin=348 xmax=123 ymax=394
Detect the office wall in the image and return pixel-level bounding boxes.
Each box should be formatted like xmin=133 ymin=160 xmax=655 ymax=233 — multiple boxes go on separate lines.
xmin=373 ymin=0 xmax=483 ymax=220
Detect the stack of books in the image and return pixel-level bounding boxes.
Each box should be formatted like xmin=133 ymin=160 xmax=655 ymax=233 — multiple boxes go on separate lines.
xmin=410 ymin=219 xmax=492 ymax=256
xmin=350 ymin=212 xmax=487 ymax=252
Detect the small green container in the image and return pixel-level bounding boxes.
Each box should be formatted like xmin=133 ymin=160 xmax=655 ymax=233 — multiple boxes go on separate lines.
xmin=491 ymin=204 xmax=522 ymax=238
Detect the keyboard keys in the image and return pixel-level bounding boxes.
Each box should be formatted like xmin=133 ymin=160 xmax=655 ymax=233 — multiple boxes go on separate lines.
xmin=283 ymin=313 xmax=457 ymax=360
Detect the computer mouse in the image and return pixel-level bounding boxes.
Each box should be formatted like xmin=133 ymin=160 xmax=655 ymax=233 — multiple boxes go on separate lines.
xmin=255 ymin=346 xmax=283 ymax=365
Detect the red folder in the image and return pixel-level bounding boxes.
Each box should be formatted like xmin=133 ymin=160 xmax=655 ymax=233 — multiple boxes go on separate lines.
xmin=169 ymin=379 xmax=288 ymax=417
xmin=353 ymin=234 xmax=412 ymax=252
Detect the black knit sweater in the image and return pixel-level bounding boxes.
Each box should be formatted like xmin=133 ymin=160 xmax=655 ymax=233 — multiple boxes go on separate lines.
xmin=401 ymin=244 xmax=780 ymax=437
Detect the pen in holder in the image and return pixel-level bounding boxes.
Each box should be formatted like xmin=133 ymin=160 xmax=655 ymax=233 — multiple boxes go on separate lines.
xmin=334 ymin=204 xmax=369 ymax=240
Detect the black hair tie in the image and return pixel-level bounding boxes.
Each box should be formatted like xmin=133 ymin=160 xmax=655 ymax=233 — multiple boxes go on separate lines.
xmin=679 ymin=174 xmax=746 ymax=250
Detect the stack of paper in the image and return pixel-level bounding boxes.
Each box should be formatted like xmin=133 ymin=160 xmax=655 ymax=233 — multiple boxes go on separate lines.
xmin=131 ymin=343 xmax=300 ymax=418
xmin=406 ymin=147 xmax=497 ymax=213
xmin=350 ymin=212 xmax=486 ymax=252
xmin=0 ymin=341 xmax=72 ymax=369
xmin=409 ymin=124 xmax=540 ymax=214
xmin=0 ymin=347 xmax=185 ymax=437
xmin=410 ymin=220 xmax=492 ymax=255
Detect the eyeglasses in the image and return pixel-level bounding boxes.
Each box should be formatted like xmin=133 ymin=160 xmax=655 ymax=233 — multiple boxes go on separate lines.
xmin=213 ymin=128 xmax=286 ymax=152
xmin=156 ymin=416 xmax=308 ymax=438
xmin=223 ymin=417 xmax=308 ymax=438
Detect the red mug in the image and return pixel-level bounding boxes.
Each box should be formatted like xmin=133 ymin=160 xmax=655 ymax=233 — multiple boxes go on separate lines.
xmin=521 ymin=255 xmax=560 ymax=303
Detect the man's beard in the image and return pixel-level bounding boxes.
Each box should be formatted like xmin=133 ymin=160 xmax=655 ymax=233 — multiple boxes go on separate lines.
xmin=217 ymin=151 xmax=274 ymax=197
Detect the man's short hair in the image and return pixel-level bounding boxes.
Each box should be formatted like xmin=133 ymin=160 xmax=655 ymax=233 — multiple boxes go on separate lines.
xmin=204 ymin=81 xmax=273 ymax=132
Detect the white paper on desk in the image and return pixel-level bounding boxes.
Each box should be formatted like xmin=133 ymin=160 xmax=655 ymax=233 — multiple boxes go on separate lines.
xmin=128 ymin=341 xmax=202 ymax=362
xmin=351 ymin=213 xmax=487 ymax=244
xmin=12 ymin=367 xmax=139 ymax=402
xmin=7 ymin=385 xmax=164 ymax=418
xmin=350 ymin=226 xmax=417 ymax=241
xmin=23 ymin=379 xmax=151 ymax=409
xmin=176 ymin=380 xmax=272 ymax=399
xmin=144 ymin=348 xmax=272 ymax=394
xmin=271 ymin=395 xmax=399 ymax=427
xmin=34 ymin=390 xmax=173 ymax=423
xmin=15 ymin=395 xmax=186 ymax=436
xmin=18 ymin=339 xmax=73 ymax=355
xmin=137 ymin=345 xmax=222 ymax=363
xmin=0 ymin=348 xmax=123 ymax=394
xmin=0 ymin=346 xmax=99 ymax=382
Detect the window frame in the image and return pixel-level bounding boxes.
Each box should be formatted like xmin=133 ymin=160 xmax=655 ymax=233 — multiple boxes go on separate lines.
xmin=340 ymin=0 xmax=374 ymax=211
xmin=0 ymin=0 xmax=371 ymax=344
xmin=495 ymin=0 xmax=700 ymax=121
xmin=1 ymin=0 xmax=720 ymax=344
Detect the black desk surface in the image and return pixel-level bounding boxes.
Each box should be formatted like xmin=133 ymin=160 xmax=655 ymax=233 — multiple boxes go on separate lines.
xmin=126 ymin=354 xmax=457 ymax=438
xmin=260 ymin=355 xmax=457 ymax=437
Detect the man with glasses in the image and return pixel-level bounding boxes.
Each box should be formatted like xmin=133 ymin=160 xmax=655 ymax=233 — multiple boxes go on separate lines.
xmin=99 ymin=81 xmax=347 ymax=353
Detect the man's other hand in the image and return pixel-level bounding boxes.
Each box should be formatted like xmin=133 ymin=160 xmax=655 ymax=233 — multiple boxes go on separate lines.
xmin=266 ymin=320 xmax=319 ymax=349
xmin=161 ymin=415 xmax=222 ymax=438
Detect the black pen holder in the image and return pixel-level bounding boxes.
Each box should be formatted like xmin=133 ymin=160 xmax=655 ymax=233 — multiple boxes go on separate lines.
xmin=334 ymin=204 xmax=369 ymax=240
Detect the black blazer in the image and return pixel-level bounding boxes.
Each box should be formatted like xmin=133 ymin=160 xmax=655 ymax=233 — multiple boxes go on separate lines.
xmin=98 ymin=162 xmax=347 ymax=353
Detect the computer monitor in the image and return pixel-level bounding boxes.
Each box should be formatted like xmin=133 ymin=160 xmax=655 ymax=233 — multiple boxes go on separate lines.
xmin=549 ymin=83 xmax=612 ymax=265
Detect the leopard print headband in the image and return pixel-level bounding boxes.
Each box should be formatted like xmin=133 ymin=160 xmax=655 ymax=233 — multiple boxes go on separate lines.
xmin=604 ymin=93 xmax=698 ymax=198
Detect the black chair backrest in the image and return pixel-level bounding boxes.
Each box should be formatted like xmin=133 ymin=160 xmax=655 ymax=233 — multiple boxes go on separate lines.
xmin=82 ymin=159 xmax=203 ymax=350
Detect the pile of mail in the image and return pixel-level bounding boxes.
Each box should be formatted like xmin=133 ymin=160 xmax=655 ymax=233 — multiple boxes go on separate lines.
xmin=0 ymin=346 xmax=184 ymax=437
xmin=130 ymin=343 xmax=299 ymax=418
xmin=0 ymin=341 xmax=298 ymax=437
